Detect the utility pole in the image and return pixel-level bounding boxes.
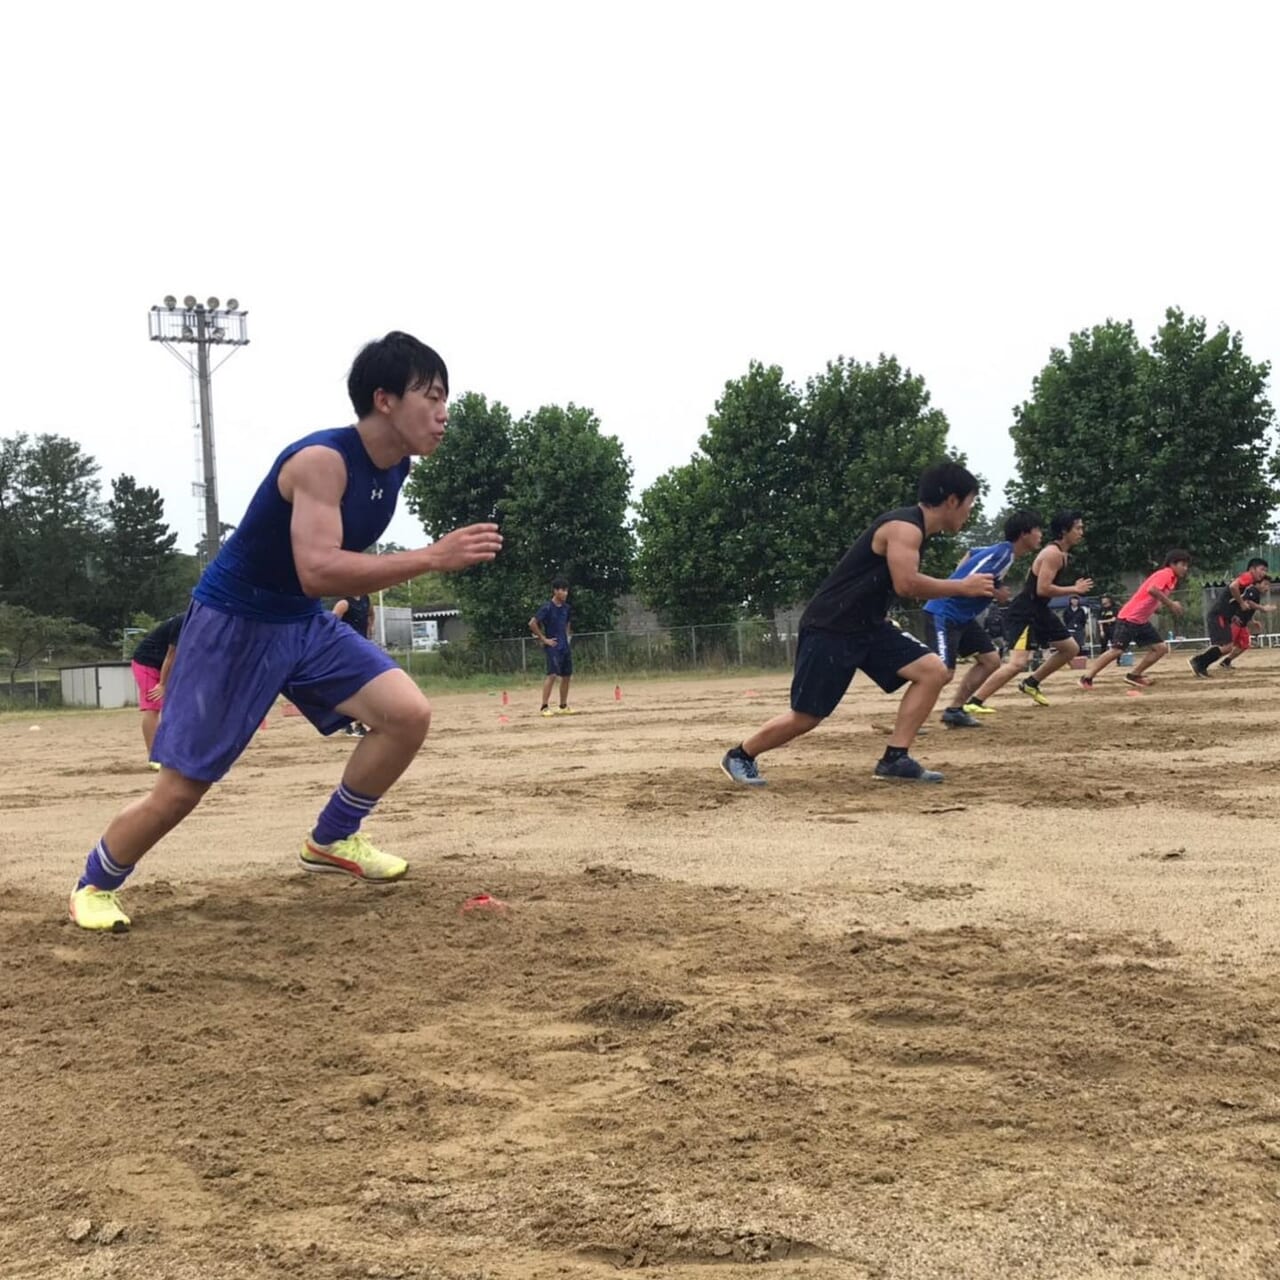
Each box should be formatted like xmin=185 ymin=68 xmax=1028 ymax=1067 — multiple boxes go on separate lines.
xmin=149 ymin=295 xmax=249 ymax=563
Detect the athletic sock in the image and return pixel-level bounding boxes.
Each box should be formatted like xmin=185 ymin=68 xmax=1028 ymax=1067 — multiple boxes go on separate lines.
xmin=1198 ymin=646 xmax=1222 ymax=667
xmin=729 ymin=743 xmax=755 ymax=763
xmin=968 ymin=696 xmax=985 ymax=707
xmin=1023 ymin=675 xmax=1040 ymax=688
xmin=312 ymin=782 xmax=379 ymax=847
xmin=882 ymin=745 xmax=908 ymax=764
xmin=77 ymin=839 xmax=134 ymax=892
xmin=540 ymin=704 xmax=549 ymax=711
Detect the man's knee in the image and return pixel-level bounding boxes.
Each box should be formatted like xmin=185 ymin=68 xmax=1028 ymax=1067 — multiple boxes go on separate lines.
xmin=149 ymin=774 xmax=209 ymax=824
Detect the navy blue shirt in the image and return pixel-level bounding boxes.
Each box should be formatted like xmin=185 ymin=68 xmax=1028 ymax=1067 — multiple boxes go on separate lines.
xmin=535 ymin=600 xmax=572 ymax=648
xmin=133 ymin=614 xmax=184 ymax=669
xmin=195 ymin=427 xmax=409 ymax=622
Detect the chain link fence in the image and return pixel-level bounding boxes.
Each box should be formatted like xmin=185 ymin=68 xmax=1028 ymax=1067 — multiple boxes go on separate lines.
xmin=383 ymin=583 xmax=1277 ymax=680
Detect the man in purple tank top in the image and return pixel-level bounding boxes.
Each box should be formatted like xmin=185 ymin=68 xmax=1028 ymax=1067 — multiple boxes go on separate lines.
xmin=69 ymin=333 xmax=503 ymax=932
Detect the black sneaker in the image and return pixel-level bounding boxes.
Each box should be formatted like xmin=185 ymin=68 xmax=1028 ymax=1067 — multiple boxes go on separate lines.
xmin=941 ymin=707 xmax=981 ymax=728
xmin=1188 ymin=657 xmax=1210 ymax=679
xmin=873 ymin=755 xmax=944 ymax=783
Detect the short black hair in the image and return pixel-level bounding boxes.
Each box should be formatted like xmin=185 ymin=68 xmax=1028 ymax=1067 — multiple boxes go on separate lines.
xmin=1247 ymin=557 xmax=1269 ymax=571
xmin=1003 ymin=509 xmax=1043 ymax=542
xmin=348 ymin=332 xmax=449 ymax=418
xmin=1164 ymin=548 xmax=1191 ymax=566
xmin=1049 ymin=510 xmax=1083 ymax=540
xmin=551 ymin=575 xmax=570 ymax=591
xmin=918 ymin=461 xmax=979 ymax=507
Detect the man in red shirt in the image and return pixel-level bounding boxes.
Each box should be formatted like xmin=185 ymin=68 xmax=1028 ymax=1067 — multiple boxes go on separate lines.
xmin=1190 ymin=558 xmax=1269 ymax=678
xmin=1078 ymin=551 xmax=1190 ymax=689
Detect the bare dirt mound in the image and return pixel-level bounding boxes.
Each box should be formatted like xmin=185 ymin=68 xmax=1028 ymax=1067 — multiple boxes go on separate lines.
xmin=4 ymin=866 xmax=1280 ymax=1279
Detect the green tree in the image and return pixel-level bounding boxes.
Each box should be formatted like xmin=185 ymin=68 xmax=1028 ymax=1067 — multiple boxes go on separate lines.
xmin=406 ymin=393 xmax=633 ymax=640
xmin=791 ymin=356 xmax=976 ymax=587
xmin=1010 ymin=309 xmax=1276 ymax=586
xmin=634 ymin=458 xmax=738 ymax=626
xmin=0 ymin=604 xmax=97 ymax=694
xmin=93 ymin=474 xmax=183 ymax=634
xmin=404 ymin=392 xmax=522 ymax=641
xmin=0 ymin=434 xmax=104 ymax=620
xmin=375 ymin=543 xmax=457 ymax=609
xmin=696 ymin=362 xmax=800 ymax=619
xmin=502 ymin=403 xmax=633 ymax=634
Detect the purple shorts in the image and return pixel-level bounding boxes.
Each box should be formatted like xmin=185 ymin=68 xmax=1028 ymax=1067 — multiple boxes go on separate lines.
xmin=152 ymin=600 xmax=398 ymax=782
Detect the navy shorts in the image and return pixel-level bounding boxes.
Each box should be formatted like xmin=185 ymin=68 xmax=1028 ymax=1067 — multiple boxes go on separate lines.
xmin=152 ymin=600 xmax=399 ymax=782
xmin=790 ymin=623 xmax=932 ymax=719
xmin=923 ymin=615 xmax=995 ymax=669
xmin=1109 ymin=619 xmax=1162 ymax=650
xmin=544 ymin=644 xmax=573 ymax=677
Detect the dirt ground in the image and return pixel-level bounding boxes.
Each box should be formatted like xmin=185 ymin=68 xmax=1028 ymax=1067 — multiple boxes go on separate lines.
xmin=5 ymin=656 xmax=1280 ymax=1279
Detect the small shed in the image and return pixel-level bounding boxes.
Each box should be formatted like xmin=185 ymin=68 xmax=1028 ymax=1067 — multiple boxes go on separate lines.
xmin=61 ymin=662 xmax=137 ymax=709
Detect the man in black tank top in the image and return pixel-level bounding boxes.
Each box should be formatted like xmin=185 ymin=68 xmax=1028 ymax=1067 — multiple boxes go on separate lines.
xmin=964 ymin=511 xmax=1093 ymax=710
xmin=721 ymin=462 xmax=995 ymax=786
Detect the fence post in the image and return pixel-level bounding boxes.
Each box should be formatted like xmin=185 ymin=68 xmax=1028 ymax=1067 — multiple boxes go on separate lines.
xmin=691 ymin=625 xmax=697 ymax=666
xmin=604 ymin=630 xmax=609 ymax=666
xmin=737 ymin=622 xmax=744 ymax=666
xmin=521 ymin=638 xmax=527 ymax=674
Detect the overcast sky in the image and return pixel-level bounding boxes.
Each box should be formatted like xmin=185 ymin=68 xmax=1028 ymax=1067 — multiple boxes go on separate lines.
xmin=2 ymin=1 xmax=1275 ymax=553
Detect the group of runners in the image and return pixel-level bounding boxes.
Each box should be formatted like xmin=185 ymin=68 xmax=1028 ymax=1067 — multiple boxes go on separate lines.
xmin=720 ymin=466 xmax=1271 ymax=788
xmin=67 ymin=332 xmax=1269 ymax=934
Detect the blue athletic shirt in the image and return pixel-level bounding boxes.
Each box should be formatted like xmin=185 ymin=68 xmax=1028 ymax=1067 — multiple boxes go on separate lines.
xmin=923 ymin=540 xmax=1015 ymax=625
xmin=535 ymin=600 xmax=572 ymax=647
xmin=194 ymin=427 xmax=410 ymax=622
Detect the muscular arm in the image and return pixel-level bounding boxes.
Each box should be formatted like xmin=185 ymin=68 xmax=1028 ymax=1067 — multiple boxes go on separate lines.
xmin=1036 ymin=548 xmax=1092 ymax=598
xmin=880 ymin=521 xmax=994 ymax=601
xmin=282 ymin=446 xmax=502 ymax=596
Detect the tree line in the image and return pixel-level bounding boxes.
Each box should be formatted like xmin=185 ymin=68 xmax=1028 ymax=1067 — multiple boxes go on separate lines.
xmin=1 ymin=306 xmax=1273 ymax=662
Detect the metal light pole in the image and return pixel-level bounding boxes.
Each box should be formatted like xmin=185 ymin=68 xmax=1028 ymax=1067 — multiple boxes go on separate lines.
xmin=149 ymin=295 xmax=250 ymax=563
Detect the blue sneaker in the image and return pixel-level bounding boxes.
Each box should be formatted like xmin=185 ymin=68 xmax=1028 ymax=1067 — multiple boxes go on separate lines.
xmin=873 ymin=755 xmax=944 ymax=783
xmin=721 ymin=750 xmax=766 ymax=787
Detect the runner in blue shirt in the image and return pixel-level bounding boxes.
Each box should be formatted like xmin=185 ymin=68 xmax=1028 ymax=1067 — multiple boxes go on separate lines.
xmin=924 ymin=510 xmax=1043 ymax=727
xmin=68 ymin=332 xmax=503 ymax=933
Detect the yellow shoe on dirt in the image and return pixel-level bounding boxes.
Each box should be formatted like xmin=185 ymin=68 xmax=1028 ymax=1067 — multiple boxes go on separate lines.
xmin=148 ymin=761 xmax=162 ymax=772
xmin=1017 ymin=679 xmax=1051 ymax=707
xmin=68 ymin=886 xmax=131 ymax=933
xmin=962 ymin=702 xmax=996 ymax=715
xmin=555 ymin=705 xmax=575 ymax=716
xmin=299 ymin=833 xmax=407 ymax=882
xmin=540 ymin=707 xmax=555 ymax=718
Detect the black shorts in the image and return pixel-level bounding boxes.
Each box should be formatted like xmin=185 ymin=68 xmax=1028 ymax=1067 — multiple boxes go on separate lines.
xmin=790 ymin=623 xmax=932 ymax=719
xmin=1002 ymin=597 xmax=1069 ymax=650
xmin=924 ymin=616 xmax=995 ymax=670
xmin=1109 ymin=619 xmax=1162 ymax=650
xmin=1208 ymin=613 xmax=1234 ymax=647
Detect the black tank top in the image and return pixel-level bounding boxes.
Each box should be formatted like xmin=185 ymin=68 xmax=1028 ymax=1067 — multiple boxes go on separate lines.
xmin=1019 ymin=544 xmax=1068 ymax=602
xmin=800 ymin=506 xmax=929 ymax=632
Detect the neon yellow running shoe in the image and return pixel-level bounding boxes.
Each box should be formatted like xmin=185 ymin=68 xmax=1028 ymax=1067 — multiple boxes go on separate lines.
xmin=555 ymin=705 xmax=575 ymax=716
xmin=1018 ymin=679 xmax=1051 ymax=707
xmin=299 ymin=833 xmax=408 ymax=882
xmin=68 ymin=886 xmax=131 ymax=933
xmin=962 ymin=701 xmax=996 ymax=716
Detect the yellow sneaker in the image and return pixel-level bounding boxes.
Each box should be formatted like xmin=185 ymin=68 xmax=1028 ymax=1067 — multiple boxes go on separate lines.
xmin=540 ymin=707 xmax=555 ymax=718
xmin=962 ymin=702 xmax=996 ymax=715
xmin=68 ymin=886 xmax=131 ymax=933
xmin=555 ymin=705 xmax=575 ymax=716
xmin=1018 ymin=679 xmax=1051 ymax=707
xmin=299 ymin=833 xmax=407 ymax=882
xmin=148 ymin=761 xmax=162 ymax=772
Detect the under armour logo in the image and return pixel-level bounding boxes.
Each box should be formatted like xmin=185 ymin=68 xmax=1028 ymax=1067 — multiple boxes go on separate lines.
xmin=370 ymin=487 xmax=384 ymax=500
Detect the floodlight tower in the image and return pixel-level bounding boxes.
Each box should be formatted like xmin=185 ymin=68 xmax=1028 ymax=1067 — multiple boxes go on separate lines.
xmin=149 ymin=295 xmax=250 ymax=562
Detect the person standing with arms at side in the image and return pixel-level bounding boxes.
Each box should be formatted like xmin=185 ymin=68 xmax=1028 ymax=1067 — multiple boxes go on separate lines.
xmin=530 ymin=576 xmax=574 ymax=716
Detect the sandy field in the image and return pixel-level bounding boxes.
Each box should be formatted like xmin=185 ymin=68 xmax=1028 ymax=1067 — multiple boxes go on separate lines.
xmin=4 ymin=656 xmax=1280 ymax=1279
